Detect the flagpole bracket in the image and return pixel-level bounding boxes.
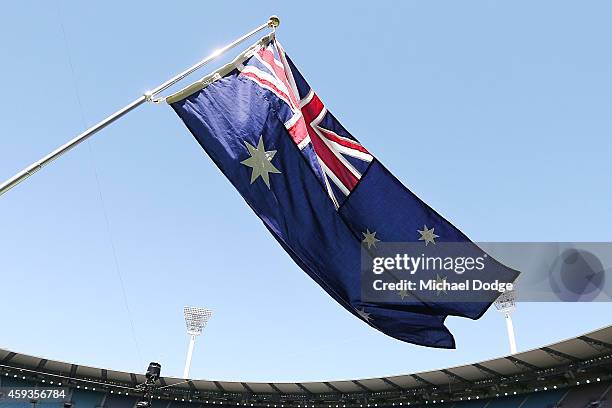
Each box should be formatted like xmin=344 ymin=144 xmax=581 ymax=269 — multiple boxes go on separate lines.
xmin=144 ymin=90 xmax=166 ymax=104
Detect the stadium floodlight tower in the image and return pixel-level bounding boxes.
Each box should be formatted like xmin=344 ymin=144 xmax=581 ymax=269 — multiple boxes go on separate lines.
xmin=494 ymin=289 xmax=518 ymax=354
xmin=182 ymin=306 xmax=213 ymax=378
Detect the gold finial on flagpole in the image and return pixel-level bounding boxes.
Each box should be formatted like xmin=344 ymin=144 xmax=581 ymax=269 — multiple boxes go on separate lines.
xmin=268 ymin=15 xmax=280 ymax=28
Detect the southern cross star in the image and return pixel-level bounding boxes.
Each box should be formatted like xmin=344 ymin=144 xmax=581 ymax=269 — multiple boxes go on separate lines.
xmin=362 ymin=229 xmax=380 ymax=249
xmin=357 ymin=308 xmax=372 ymax=322
xmin=240 ymin=136 xmax=281 ymax=189
xmin=435 ymin=274 xmax=448 ymax=296
xmin=417 ymin=225 xmax=439 ymax=246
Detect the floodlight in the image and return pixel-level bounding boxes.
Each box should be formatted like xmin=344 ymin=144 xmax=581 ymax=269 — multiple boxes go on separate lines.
xmin=183 ymin=306 xmax=213 ymax=378
xmin=494 ymin=289 xmax=516 ymax=313
xmin=494 ymin=290 xmax=517 ymax=354
xmin=184 ymin=306 xmax=213 ymax=335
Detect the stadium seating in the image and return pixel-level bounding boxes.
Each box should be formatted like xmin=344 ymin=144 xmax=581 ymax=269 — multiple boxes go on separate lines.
xmin=416 ymin=386 xmax=608 ymax=408
xmin=151 ymin=399 xmax=170 ymax=408
xmin=484 ymin=395 xmax=526 ymax=408
xmin=36 ymin=401 xmax=64 ymax=408
xmin=520 ymin=389 xmax=565 ymax=408
xmin=1 ymin=379 xmax=612 ymax=408
xmin=0 ymin=377 xmax=33 ymax=408
xmin=0 ymin=376 xmax=32 ymax=388
xmin=102 ymin=394 xmax=139 ymax=408
xmin=71 ymin=389 xmax=106 ymax=408
xmin=171 ymin=403 xmax=200 ymax=408
xmin=559 ymin=382 xmax=611 ymax=407
xmin=409 ymin=389 xmax=565 ymax=408
xmin=449 ymin=399 xmax=487 ymax=408
xmin=2 ymin=327 xmax=610 ymax=408
xmin=0 ymin=337 xmax=611 ymax=408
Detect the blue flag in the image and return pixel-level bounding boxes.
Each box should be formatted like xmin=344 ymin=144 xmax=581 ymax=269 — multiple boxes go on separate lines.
xmin=169 ymin=36 xmax=519 ymax=348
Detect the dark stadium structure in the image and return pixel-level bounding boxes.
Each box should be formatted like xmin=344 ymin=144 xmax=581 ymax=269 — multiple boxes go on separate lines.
xmin=1 ymin=326 xmax=611 ymax=408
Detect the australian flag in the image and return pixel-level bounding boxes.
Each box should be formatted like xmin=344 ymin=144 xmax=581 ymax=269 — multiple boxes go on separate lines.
xmin=170 ymin=35 xmax=519 ymax=348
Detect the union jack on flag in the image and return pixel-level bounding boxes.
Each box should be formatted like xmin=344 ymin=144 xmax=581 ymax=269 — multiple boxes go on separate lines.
xmin=236 ymin=39 xmax=373 ymax=208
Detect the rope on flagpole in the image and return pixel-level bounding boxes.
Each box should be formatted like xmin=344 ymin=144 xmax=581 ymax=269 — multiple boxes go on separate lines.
xmin=0 ymin=15 xmax=280 ymax=197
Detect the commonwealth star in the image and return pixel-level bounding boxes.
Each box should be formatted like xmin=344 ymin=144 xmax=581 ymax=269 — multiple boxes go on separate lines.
xmin=240 ymin=136 xmax=281 ymax=188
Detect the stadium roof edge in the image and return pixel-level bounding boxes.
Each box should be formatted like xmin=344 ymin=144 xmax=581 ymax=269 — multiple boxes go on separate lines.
xmin=0 ymin=325 xmax=610 ymax=396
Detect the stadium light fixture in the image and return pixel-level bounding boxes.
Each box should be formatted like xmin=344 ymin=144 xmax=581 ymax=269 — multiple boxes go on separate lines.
xmin=183 ymin=306 xmax=213 ymax=378
xmin=494 ymin=289 xmax=517 ymax=354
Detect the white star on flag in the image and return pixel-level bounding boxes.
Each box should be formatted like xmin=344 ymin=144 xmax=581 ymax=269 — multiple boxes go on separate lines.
xmin=357 ymin=308 xmax=372 ymax=322
xmin=417 ymin=225 xmax=439 ymax=246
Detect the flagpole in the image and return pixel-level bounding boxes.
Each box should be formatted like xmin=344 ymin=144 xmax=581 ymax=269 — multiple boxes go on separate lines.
xmin=0 ymin=15 xmax=280 ymax=197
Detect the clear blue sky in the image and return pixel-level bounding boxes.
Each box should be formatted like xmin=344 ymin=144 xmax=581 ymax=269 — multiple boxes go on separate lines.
xmin=0 ymin=0 xmax=611 ymax=382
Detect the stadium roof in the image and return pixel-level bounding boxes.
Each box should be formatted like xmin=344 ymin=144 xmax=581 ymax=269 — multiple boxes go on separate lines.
xmin=1 ymin=325 xmax=611 ymax=403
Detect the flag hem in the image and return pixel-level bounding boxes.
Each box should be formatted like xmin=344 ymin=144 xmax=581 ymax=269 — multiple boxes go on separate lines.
xmin=165 ymin=33 xmax=275 ymax=104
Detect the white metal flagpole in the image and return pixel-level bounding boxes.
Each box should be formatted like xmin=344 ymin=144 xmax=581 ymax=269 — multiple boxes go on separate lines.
xmin=0 ymin=16 xmax=280 ymax=197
